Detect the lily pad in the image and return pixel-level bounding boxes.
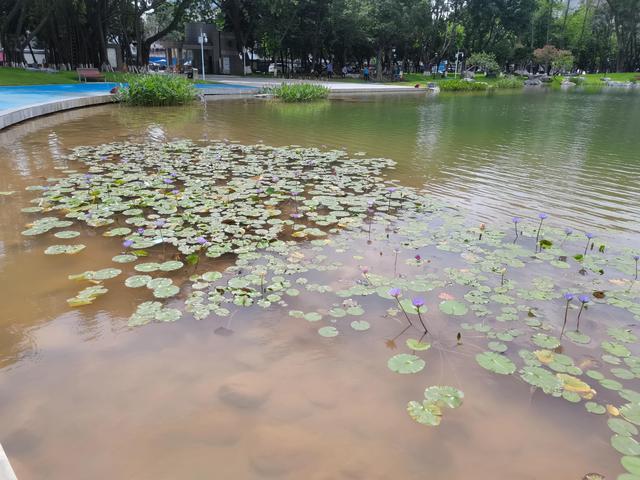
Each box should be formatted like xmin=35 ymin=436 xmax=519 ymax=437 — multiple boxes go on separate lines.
xmin=318 ymin=326 xmax=339 ymax=337
xmin=439 ymin=300 xmax=468 ymax=316
xmin=388 ymin=354 xmax=426 ymax=374
xmin=475 ymin=351 xmax=516 ymax=375
xmin=350 ymin=320 xmax=370 ymax=331
xmin=407 ymin=400 xmax=442 ymax=426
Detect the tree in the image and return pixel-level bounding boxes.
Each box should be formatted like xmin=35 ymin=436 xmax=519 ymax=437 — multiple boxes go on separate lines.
xmin=533 ymin=43 xmax=573 ymax=73
xmin=467 ymin=51 xmax=500 ymax=73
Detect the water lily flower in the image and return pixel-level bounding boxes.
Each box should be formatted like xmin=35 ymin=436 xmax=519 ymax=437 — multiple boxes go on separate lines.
xmin=389 ymin=288 xmax=401 ymax=297
xmin=512 ymin=217 xmax=520 ymax=237
xmin=196 ymin=236 xmax=208 ymax=245
xmin=584 ymin=233 xmax=594 ymax=255
xmin=576 ymin=294 xmax=590 ymax=331
xmin=560 ymin=293 xmax=574 ymax=338
xmin=412 ymin=297 xmax=425 ymax=308
xmin=123 ymin=239 xmax=133 ymax=248
xmin=136 ymin=228 xmax=145 ymax=235
xmin=411 ymin=297 xmax=428 ymax=333
xmin=634 ymin=255 xmax=639 ymax=280
xmin=155 ymin=219 xmax=166 ymax=228
xmin=360 ymin=266 xmax=369 ymax=274
xmin=535 ymin=213 xmax=547 ymax=248
xmin=564 ymin=227 xmax=573 ymax=235
xmin=171 ymin=189 xmax=180 ymax=195
xmin=163 ymin=178 xmax=173 ymax=184
xmin=415 ymin=254 xmax=421 ymax=262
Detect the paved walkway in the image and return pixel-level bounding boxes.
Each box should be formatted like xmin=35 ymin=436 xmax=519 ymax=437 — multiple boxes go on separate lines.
xmin=207 ymin=75 xmax=424 ymax=93
xmin=0 ymin=443 xmax=18 ymax=480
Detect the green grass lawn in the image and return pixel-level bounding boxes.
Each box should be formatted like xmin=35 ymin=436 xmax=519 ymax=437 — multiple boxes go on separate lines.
xmin=0 ymin=67 xmax=220 ymax=86
xmin=551 ymin=72 xmax=639 ymax=86
xmin=396 ymin=71 xmax=639 ymax=88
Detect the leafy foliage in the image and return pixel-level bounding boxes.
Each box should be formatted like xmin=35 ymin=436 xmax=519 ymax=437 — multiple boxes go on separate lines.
xmin=116 ymin=75 xmax=197 ymax=106
xmin=265 ymin=83 xmax=330 ymax=103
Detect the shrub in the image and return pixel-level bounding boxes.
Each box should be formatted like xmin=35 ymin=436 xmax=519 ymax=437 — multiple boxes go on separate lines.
xmin=494 ymin=76 xmax=524 ymax=89
xmin=265 ymin=83 xmax=330 ymax=102
xmin=438 ymin=79 xmax=489 ymax=91
xmin=116 ymin=74 xmax=197 ymax=106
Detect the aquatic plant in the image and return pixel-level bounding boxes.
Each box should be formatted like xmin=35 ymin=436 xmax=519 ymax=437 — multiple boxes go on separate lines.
xmin=438 ymin=79 xmax=490 ymax=91
xmin=17 ymin=138 xmax=640 ymax=462
xmin=634 ymin=255 xmax=639 ymax=280
xmin=535 ymin=213 xmax=547 ymax=249
xmin=412 ymin=297 xmax=428 ymax=333
xmin=584 ymin=232 xmax=594 ymax=256
xmin=115 ymin=75 xmax=197 ymax=106
xmin=576 ymin=294 xmax=590 ymax=331
xmin=264 ymin=83 xmax=330 ymax=102
xmin=561 ymin=293 xmax=573 ymax=338
xmin=512 ymin=217 xmax=520 ymax=238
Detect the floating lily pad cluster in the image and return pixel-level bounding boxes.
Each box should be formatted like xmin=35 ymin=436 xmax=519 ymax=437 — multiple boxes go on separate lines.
xmin=18 ymin=139 xmax=640 ymax=478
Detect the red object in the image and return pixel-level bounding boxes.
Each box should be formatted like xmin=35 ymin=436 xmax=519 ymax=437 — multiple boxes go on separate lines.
xmin=110 ymin=86 xmax=119 ymax=94
xmin=414 ymin=83 xmax=420 ymax=88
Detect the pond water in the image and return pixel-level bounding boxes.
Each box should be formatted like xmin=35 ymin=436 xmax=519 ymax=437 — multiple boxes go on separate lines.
xmin=0 ymin=90 xmax=639 ymax=480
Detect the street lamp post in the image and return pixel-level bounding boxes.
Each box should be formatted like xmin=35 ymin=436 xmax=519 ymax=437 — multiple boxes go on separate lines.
xmin=198 ymin=29 xmax=208 ymax=81
xmin=454 ymin=51 xmax=464 ymax=78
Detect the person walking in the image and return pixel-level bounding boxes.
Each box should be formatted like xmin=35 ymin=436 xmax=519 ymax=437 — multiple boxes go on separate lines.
xmin=363 ymin=65 xmax=369 ymax=81
xmin=327 ymin=61 xmax=334 ymax=79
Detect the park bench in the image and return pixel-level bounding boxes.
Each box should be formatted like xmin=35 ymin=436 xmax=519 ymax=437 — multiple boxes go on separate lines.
xmin=77 ymin=68 xmax=105 ymax=82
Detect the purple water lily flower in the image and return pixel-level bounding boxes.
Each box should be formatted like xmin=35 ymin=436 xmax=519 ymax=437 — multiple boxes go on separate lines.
xmin=564 ymin=227 xmax=573 ymax=235
xmin=535 ymin=213 xmax=547 ymax=249
xmin=584 ymin=233 xmax=594 ymax=255
xmin=415 ymin=254 xmax=421 ymax=262
xmin=136 ymin=227 xmax=145 ymax=235
xmin=512 ymin=217 xmax=520 ymax=224
xmin=123 ymin=239 xmax=134 ymax=248
xmin=412 ymin=297 xmax=425 ymax=308
xmin=576 ymin=295 xmax=590 ymax=331
xmin=634 ymin=255 xmax=639 ymax=280
xmin=163 ymin=178 xmax=173 ymax=184
xmin=155 ymin=219 xmax=166 ymax=228
xmin=196 ymin=236 xmax=208 ymax=245
xmin=171 ymin=189 xmax=180 ymax=195
xmin=561 ymin=293 xmax=574 ymax=338
xmin=388 ymin=288 xmax=401 ymax=298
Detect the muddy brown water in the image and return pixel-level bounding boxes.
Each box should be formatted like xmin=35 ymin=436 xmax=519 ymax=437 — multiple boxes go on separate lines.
xmin=1 ymin=92 xmax=639 ymax=479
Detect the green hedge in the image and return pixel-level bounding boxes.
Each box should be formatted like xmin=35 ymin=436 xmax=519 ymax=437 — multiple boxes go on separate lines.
xmin=116 ymin=75 xmax=197 ymax=106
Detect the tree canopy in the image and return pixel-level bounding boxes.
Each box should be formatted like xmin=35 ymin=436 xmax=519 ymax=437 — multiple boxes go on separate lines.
xmin=1 ymin=0 xmax=638 ymax=72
